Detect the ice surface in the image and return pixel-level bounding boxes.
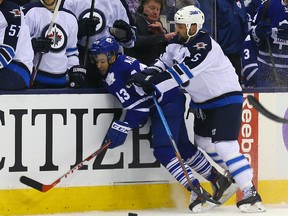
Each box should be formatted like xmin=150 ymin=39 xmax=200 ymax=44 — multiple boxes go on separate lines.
xmin=28 ymin=203 xmax=288 ymax=216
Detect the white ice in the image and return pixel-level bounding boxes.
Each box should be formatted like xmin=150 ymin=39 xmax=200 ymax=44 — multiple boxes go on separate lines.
xmin=29 ymin=203 xmax=288 ymax=216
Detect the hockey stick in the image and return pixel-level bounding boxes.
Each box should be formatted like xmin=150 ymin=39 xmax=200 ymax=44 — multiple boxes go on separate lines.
xmin=20 ymin=140 xmax=111 ymax=192
xmin=152 ymin=95 xmax=220 ymax=205
xmin=30 ymin=0 xmax=62 ymax=87
xmin=83 ymin=0 xmax=95 ymax=67
xmin=247 ymin=95 xmax=288 ymax=124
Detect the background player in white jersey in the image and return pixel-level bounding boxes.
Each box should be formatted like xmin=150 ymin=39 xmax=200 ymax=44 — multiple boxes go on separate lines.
xmin=23 ymin=0 xmax=86 ymax=88
xmin=90 ymin=36 xmax=238 ymax=213
xmin=126 ymin=5 xmax=266 ymax=213
xmin=250 ymin=0 xmax=288 ymax=87
xmin=63 ymin=0 xmax=136 ymax=87
xmin=0 ymin=0 xmax=33 ymax=89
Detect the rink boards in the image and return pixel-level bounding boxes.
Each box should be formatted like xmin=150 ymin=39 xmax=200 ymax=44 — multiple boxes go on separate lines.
xmin=0 ymin=89 xmax=287 ymax=215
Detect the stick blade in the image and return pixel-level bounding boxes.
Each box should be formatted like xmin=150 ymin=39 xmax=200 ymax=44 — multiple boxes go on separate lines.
xmin=20 ymin=176 xmax=45 ymax=192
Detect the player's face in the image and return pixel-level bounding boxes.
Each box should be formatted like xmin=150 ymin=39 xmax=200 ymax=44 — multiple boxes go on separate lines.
xmin=176 ymin=23 xmax=197 ymax=43
xmin=284 ymin=0 xmax=288 ymax=6
xmin=175 ymin=23 xmax=188 ymax=43
xmin=95 ymin=54 xmax=110 ymax=76
xmin=142 ymin=0 xmax=161 ymax=23
xmin=0 ymin=0 xmax=3 ymax=4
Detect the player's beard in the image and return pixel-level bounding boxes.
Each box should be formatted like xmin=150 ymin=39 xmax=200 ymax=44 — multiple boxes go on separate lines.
xmin=177 ymin=34 xmax=188 ymax=44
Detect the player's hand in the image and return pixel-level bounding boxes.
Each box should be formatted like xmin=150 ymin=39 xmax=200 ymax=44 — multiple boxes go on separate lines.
xmin=126 ymin=72 xmax=156 ymax=95
xmin=78 ymin=17 xmax=100 ymax=39
xmin=68 ymin=65 xmax=86 ymax=88
xmin=252 ymin=21 xmax=272 ymax=42
xmin=105 ymin=121 xmax=132 ymax=149
xmin=110 ymin=20 xmax=134 ymax=43
xmin=31 ymin=37 xmax=52 ymax=53
xmin=278 ymin=23 xmax=288 ymax=40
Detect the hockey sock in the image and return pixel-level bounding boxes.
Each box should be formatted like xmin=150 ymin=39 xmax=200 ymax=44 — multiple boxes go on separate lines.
xmin=215 ymin=140 xmax=253 ymax=190
xmin=166 ymin=157 xmax=199 ymax=191
xmin=185 ymin=149 xmax=212 ymax=180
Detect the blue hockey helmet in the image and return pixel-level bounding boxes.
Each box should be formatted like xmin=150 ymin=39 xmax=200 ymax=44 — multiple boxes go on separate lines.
xmin=90 ymin=36 xmax=119 ymax=59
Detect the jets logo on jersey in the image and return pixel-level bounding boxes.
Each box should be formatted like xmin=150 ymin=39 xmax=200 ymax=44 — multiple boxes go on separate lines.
xmin=42 ymin=24 xmax=67 ymax=52
xmin=9 ymin=9 xmax=21 ymax=18
xmin=193 ymin=42 xmax=208 ymax=50
xmin=79 ymin=9 xmax=105 ymax=35
xmin=106 ymin=72 xmax=116 ymax=86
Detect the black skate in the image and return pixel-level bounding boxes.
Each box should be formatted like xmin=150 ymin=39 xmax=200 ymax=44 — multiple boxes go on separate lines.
xmin=189 ymin=184 xmax=217 ymax=213
xmin=236 ymin=186 xmax=266 ymax=213
xmin=211 ymin=168 xmax=238 ymax=204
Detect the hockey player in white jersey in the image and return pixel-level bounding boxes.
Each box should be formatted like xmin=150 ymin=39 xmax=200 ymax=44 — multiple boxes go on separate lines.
xmin=250 ymin=0 xmax=288 ymax=87
xmin=23 ymin=0 xmax=86 ymax=88
xmin=90 ymin=36 xmax=238 ymax=213
xmin=126 ymin=5 xmax=266 ymax=213
xmin=63 ymin=0 xmax=136 ymax=87
xmin=0 ymin=0 xmax=33 ymax=89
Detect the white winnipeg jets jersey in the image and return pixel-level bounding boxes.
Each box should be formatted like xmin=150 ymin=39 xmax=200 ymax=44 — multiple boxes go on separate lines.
xmin=63 ymin=0 xmax=132 ymax=49
xmin=23 ymin=3 xmax=79 ymax=74
xmin=0 ymin=5 xmax=33 ymax=73
xmin=154 ymin=31 xmax=242 ymax=104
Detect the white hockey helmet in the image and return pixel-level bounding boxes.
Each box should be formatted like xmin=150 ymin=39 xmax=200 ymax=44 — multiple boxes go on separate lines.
xmin=174 ymin=5 xmax=205 ymax=38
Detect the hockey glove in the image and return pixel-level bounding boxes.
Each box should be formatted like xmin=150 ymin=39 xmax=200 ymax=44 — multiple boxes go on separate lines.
xmin=31 ymin=37 xmax=52 ymax=53
xmin=141 ymin=66 xmax=163 ymax=75
xmin=252 ymin=21 xmax=272 ymax=43
xmin=0 ymin=44 xmax=15 ymax=69
xmin=78 ymin=17 xmax=100 ymax=39
xmin=110 ymin=20 xmax=134 ymax=43
xmin=126 ymin=72 xmax=156 ymax=95
xmin=68 ymin=65 xmax=87 ymax=88
xmin=105 ymin=121 xmax=132 ymax=149
xmin=278 ymin=23 xmax=288 ymax=40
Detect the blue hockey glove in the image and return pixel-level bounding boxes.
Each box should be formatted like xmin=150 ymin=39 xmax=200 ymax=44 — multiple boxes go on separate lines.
xmin=0 ymin=44 xmax=15 ymax=69
xmin=278 ymin=23 xmax=288 ymax=40
xmin=252 ymin=21 xmax=272 ymax=43
xmin=105 ymin=121 xmax=132 ymax=149
xmin=126 ymin=72 xmax=156 ymax=95
xmin=31 ymin=37 xmax=52 ymax=53
xmin=78 ymin=17 xmax=100 ymax=39
xmin=110 ymin=20 xmax=134 ymax=43
xmin=68 ymin=66 xmax=87 ymax=88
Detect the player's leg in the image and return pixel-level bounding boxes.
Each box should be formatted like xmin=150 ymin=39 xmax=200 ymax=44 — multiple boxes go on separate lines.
xmin=209 ymin=104 xmax=265 ymax=212
xmin=150 ymin=106 xmax=215 ymax=213
xmin=0 ymin=63 xmax=29 ymax=89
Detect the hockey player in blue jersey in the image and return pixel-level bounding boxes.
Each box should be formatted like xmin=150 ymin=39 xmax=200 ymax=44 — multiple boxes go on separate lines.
xmin=23 ymin=0 xmax=86 ymax=88
xmin=0 ymin=0 xmax=33 ymax=89
xmin=249 ymin=0 xmax=288 ymax=87
xmin=126 ymin=5 xmax=266 ymax=213
xmin=241 ymin=34 xmax=260 ymax=87
xmin=89 ymin=36 xmax=238 ymax=213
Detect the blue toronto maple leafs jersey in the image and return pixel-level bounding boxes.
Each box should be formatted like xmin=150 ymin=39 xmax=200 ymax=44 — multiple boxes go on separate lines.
xmin=100 ymin=54 xmax=151 ymax=128
xmin=254 ymin=0 xmax=288 ymax=70
xmin=241 ymin=34 xmax=259 ymax=87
